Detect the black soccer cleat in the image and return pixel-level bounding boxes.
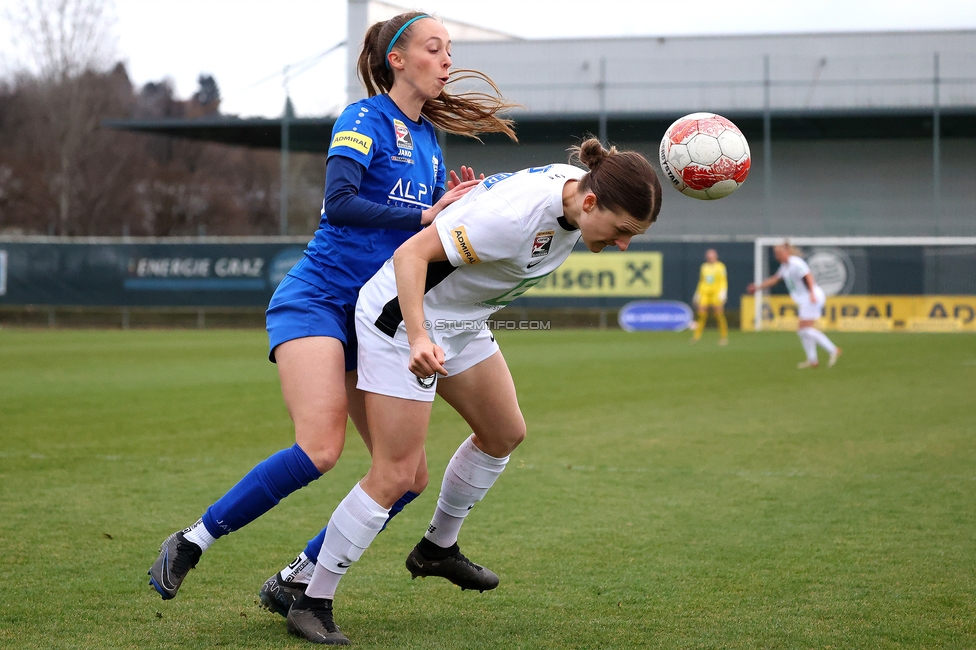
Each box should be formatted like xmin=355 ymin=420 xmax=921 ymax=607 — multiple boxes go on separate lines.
xmin=259 ymin=571 xmax=308 ymax=618
xmin=148 ymin=531 xmax=202 ymax=600
xmin=405 ymin=542 xmax=499 ymax=592
xmin=286 ymin=595 xmax=351 ymax=645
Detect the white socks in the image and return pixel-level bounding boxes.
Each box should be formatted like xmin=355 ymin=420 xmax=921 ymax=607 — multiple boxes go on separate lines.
xmin=798 ymin=329 xmax=818 ymax=362
xmin=424 ymin=435 xmax=510 ymax=548
xmin=798 ymin=326 xmax=837 ymax=363
xmin=280 ymin=552 xmax=315 ymax=584
xmin=302 ymin=437 xmax=510 ymax=598
xmin=804 ymin=327 xmax=837 ymax=353
xmin=305 ymin=483 xmax=389 ymax=600
xmin=183 ymin=518 xmax=216 ymax=552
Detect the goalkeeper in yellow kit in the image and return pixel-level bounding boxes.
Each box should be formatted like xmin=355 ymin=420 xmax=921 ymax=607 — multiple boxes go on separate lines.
xmin=691 ymin=248 xmax=729 ymax=345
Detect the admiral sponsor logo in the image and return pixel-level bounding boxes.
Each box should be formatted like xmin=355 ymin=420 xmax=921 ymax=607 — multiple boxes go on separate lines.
xmin=744 ymin=294 xmax=976 ymax=332
xmin=330 ymin=131 xmax=373 ymax=155
xmin=417 ymin=374 xmax=435 ymax=389
xmin=393 ymin=119 xmax=414 ymax=150
xmin=451 ymin=226 xmax=481 ymax=264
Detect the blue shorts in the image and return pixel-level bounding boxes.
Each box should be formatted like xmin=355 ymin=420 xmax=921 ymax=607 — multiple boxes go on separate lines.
xmin=266 ymin=274 xmax=358 ymax=371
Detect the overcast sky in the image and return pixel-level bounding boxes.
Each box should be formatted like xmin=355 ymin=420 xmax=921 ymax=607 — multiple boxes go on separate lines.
xmin=2 ymin=0 xmax=975 ymax=118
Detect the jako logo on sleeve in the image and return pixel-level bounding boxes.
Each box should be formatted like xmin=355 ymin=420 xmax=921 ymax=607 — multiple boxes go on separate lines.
xmin=451 ymin=226 xmax=481 ymax=264
xmin=330 ymin=131 xmax=373 ymax=155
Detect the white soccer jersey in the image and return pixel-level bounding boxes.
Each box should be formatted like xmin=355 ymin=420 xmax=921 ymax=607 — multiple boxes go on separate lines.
xmin=357 ymin=164 xmax=585 ymax=357
xmin=776 ymin=255 xmax=820 ymax=304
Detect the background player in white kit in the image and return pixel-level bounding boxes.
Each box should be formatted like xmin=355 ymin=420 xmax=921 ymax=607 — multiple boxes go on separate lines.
xmin=285 ymin=139 xmax=663 ymax=644
xmin=748 ymin=242 xmax=842 ymax=369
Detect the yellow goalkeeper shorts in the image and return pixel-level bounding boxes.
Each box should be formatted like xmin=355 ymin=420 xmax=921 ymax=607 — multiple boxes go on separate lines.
xmin=697 ymin=292 xmax=725 ymax=308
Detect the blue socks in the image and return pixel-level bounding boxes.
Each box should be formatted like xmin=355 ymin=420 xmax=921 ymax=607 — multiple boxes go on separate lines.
xmin=195 ymin=442 xmax=420 ymax=565
xmin=201 ymin=444 xmax=322 ymax=538
xmin=303 ymin=490 xmax=419 ymax=563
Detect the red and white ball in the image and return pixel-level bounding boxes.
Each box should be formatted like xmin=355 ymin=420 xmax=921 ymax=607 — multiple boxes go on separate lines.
xmin=659 ymin=112 xmax=751 ymax=200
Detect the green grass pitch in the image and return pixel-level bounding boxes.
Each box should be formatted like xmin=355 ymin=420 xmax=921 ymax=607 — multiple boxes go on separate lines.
xmin=1 ymin=328 xmax=974 ymax=649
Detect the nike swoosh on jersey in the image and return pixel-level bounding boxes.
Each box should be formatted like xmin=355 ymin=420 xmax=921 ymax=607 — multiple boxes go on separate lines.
xmin=526 ymin=258 xmax=546 ymax=268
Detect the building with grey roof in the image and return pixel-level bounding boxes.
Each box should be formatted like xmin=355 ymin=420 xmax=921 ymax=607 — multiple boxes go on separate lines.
xmin=111 ymin=2 xmax=976 ymax=238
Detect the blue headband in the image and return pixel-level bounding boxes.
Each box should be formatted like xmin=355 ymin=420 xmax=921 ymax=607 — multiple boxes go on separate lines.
xmin=385 ymin=15 xmax=430 ymax=69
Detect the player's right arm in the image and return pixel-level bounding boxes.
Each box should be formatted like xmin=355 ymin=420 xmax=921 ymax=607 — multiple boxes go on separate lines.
xmin=395 ymin=188 xmax=524 ymax=377
xmin=391 ymin=180 xmax=481 ymax=379
xmin=323 ymin=104 xmax=457 ymax=230
xmin=324 ymin=156 xmax=427 ymax=230
xmin=746 ymin=271 xmax=782 ymax=294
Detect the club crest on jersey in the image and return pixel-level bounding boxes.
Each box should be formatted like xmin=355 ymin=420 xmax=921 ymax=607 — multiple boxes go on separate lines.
xmin=417 ymin=374 xmax=435 ymax=389
xmin=393 ymin=119 xmax=413 ymax=150
xmin=531 ymin=230 xmax=554 ymax=259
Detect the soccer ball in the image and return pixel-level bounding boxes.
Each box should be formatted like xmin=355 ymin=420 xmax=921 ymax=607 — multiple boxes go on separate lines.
xmin=659 ymin=112 xmax=751 ymax=200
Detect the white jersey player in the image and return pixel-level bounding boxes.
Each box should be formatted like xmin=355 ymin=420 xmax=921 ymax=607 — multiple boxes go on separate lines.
xmin=289 ymin=139 xmax=662 ymax=643
xmin=748 ymin=242 xmax=841 ymax=369
xmin=356 ymin=162 xmax=587 ymax=400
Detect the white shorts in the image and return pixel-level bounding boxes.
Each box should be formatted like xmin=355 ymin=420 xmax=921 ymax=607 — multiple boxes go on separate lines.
xmin=355 ymin=305 xmax=500 ymax=402
xmin=797 ymin=287 xmax=826 ymax=320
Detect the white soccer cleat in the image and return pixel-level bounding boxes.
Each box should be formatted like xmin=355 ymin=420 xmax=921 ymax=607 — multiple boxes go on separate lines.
xmin=796 ymin=360 xmax=819 ymax=369
xmin=828 ymin=348 xmax=842 ymax=368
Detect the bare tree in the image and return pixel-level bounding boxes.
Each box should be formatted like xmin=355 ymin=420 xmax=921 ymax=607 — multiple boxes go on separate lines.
xmin=6 ymin=0 xmax=117 ymax=234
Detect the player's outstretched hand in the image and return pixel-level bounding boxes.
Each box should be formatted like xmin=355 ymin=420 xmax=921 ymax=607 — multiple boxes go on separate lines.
xmin=746 ymin=283 xmax=757 ymax=294
xmin=421 ymin=179 xmax=479 ymax=226
xmin=447 ymin=166 xmax=484 ymax=190
xmin=409 ymin=337 xmax=448 ymax=379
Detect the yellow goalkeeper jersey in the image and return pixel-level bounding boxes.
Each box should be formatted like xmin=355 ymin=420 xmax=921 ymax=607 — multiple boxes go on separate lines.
xmin=696 ymin=261 xmax=728 ymax=295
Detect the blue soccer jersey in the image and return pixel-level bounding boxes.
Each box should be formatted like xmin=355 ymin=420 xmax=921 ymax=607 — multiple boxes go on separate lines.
xmin=291 ymin=94 xmax=446 ymax=304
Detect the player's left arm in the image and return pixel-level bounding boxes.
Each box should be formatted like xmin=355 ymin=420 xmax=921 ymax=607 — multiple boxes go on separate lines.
xmin=393 ymin=226 xmax=450 ymax=378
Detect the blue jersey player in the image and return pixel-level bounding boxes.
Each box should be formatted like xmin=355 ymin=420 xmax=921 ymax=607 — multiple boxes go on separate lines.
xmin=148 ymin=10 xmax=517 ymax=610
